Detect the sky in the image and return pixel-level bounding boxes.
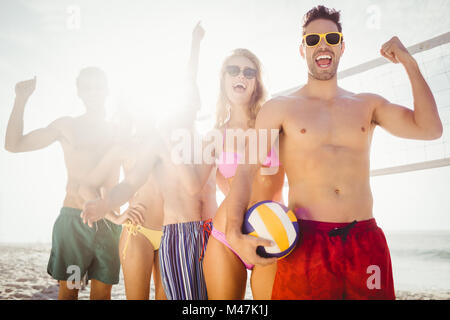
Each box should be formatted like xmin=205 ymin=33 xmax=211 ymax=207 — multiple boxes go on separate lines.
xmin=0 ymin=0 xmax=449 ymax=243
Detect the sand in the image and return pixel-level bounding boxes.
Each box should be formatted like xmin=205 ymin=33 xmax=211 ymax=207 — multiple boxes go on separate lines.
xmin=0 ymin=244 xmax=448 ymax=300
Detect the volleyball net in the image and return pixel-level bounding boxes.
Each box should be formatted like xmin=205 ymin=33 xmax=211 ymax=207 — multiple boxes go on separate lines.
xmin=277 ymin=32 xmax=450 ymax=177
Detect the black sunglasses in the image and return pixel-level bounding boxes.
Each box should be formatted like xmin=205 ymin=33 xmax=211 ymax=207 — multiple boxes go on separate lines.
xmin=225 ymin=65 xmax=257 ymax=79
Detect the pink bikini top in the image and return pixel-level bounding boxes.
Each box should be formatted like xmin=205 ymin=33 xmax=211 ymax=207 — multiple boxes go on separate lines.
xmin=217 ymin=128 xmax=280 ymax=179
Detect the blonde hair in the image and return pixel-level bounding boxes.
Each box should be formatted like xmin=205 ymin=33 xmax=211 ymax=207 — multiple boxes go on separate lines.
xmin=215 ymin=48 xmax=268 ymax=129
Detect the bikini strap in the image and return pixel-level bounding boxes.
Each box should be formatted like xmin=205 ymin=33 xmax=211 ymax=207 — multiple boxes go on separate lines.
xmin=122 ymin=220 xmax=139 ymax=260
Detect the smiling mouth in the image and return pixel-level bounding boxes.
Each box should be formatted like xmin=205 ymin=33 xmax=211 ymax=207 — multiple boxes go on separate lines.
xmin=315 ymin=54 xmax=332 ymax=69
xmin=233 ymin=82 xmax=247 ymax=92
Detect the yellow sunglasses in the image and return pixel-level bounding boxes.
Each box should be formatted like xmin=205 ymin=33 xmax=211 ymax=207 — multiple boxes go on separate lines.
xmin=302 ymin=32 xmax=343 ymax=47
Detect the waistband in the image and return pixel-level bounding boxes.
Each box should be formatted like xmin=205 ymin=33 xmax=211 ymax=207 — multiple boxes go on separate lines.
xmin=163 ymin=219 xmax=213 ymax=232
xmin=298 ymin=217 xmax=378 ymax=233
xmin=60 ymin=207 xmax=82 ymax=215
xmin=59 ymin=207 xmax=121 ymax=231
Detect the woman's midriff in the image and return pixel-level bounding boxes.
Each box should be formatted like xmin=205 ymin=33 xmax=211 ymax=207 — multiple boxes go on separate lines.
xmin=127 ymin=177 xmax=165 ymax=230
xmin=213 ymin=167 xmax=285 ymax=232
xmin=128 ymin=197 xmax=164 ymax=231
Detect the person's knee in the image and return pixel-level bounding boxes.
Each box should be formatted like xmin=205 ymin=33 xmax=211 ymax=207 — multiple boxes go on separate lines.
xmin=90 ymin=289 xmax=112 ymax=300
xmin=58 ymin=281 xmax=79 ymax=300
xmin=90 ymin=280 xmax=112 ymax=300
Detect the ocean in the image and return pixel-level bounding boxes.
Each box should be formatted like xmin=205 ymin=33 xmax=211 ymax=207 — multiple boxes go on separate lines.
xmin=385 ymin=231 xmax=450 ymax=298
xmin=0 ymin=231 xmax=449 ymax=300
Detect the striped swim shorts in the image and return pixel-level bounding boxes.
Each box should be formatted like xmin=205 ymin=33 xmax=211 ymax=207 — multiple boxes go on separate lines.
xmin=159 ymin=219 xmax=212 ymax=300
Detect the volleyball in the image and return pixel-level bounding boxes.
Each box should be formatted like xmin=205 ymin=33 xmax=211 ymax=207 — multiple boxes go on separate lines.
xmin=242 ymin=200 xmax=300 ymax=259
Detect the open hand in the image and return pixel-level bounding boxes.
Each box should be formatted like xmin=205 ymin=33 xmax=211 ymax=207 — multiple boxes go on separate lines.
xmin=81 ymin=198 xmax=109 ymax=227
xmin=115 ymin=203 xmax=146 ymax=225
xmin=227 ymin=232 xmax=278 ymax=267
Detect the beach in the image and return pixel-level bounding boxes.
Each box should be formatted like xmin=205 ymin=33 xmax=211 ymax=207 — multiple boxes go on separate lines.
xmin=1 ymin=231 xmax=449 ymax=300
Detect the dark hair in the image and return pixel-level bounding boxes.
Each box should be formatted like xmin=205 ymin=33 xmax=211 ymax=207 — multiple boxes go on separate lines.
xmin=302 ymin=5 xmax=342 ymax=34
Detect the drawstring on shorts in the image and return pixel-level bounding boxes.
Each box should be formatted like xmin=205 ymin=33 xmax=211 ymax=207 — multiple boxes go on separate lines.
xmin=199 ymin=219 xmax=212 ymax=262
xmin=328 ymin=220 xmax=357 ymax=242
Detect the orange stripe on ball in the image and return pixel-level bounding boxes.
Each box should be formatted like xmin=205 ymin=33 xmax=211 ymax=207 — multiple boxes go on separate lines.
xmin=256 ymin=204 xmax=290 ymax=251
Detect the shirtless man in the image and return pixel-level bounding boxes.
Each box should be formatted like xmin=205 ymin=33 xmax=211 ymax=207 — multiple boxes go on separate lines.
xmin=81 ymin=22 xmax=218 ymax=300
xmin=225 ymin=5 xmax=443 ymax=300
xmin=5 ymin=67 xmax=124 ymax=300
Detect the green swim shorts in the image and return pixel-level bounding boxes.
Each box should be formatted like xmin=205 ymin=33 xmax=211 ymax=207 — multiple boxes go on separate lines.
xmin=47 ymin=207 xmax=122 ymax=285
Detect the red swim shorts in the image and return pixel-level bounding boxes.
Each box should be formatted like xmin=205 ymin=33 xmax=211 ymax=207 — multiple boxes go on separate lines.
xmin=271 ymin=217 xmax=395 ymax=300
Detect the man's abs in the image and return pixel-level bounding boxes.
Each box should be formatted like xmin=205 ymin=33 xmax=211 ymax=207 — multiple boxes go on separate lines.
xmin=285 ymin=146 xmax=373 ymax=222
xmin=62 ymin=182 xmax=88 ymax=210
xmin=289 ymin=180 xmax=373 ymax=222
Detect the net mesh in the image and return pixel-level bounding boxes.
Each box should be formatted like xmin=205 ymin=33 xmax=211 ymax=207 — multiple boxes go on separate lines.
xmin=339 ymin=38 xmax=450 ymax=172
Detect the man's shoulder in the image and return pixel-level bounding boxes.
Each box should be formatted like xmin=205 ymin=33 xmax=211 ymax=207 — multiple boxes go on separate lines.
xmin=48 ymin=116 xmax=75 ymax=134
xmin=353 ymin=92 xmax=386 ymax=104
xmin=51 ymin=115 xmax=74 ymax=125
xmin=262 ymin=95 xmax=302 ymax=111
xmin=262 ymin=93 xmax=309 ymax=117
xmin=256 ymin=96 xmax=298 ymax=128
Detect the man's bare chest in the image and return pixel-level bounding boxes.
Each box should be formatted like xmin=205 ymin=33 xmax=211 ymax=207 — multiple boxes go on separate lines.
xmin=59 ymin=121 xmax=118 ymax=171
xmin=61 ymin=120 xmax=115 ymax=151
xmin=282 ymin=100 xmax=375 ymax=149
